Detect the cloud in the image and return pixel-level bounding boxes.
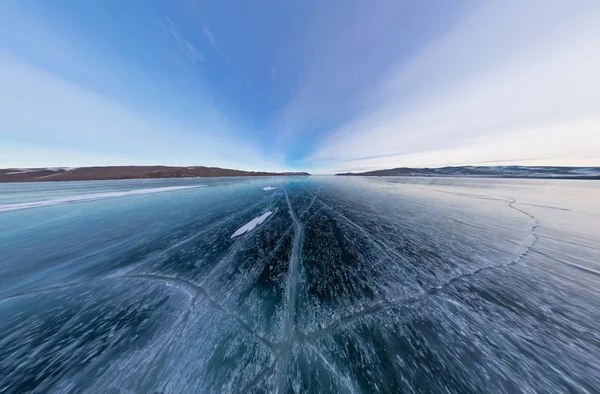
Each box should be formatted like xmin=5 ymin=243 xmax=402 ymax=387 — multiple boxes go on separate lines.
xmin=304 ymin=1 xmax=600 ymax=171
xmin=274 ymin=1 xmax=462 ymax=143
xmin=0 ymin=53 xmax=282 ymax=171
xmin=0 ymin=3 xmax=287 ymax=171
xmin=203 ymin=26 xmax=218 ymax=50
xmin=316 ymin=118 xmax=600 ymax=173
xmin=2 ymin=1 xmax=597 ymax=172
xmin=165 ymin=16 xmax=206 ymax=62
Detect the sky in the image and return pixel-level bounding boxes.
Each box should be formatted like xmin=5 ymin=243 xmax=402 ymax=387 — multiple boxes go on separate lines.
xmin=1 ymin=1 xmax=599 ymax=173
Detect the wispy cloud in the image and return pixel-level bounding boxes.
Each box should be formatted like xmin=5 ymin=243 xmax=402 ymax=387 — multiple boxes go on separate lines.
xmin=0 ymin=53 xmax=275 ymax=169
xmin=203 ymin=26 xmax=218 ymax=50
xmin=0 ymin=3 xmax=285 ymax=171
xmin=0 ymin=2 xmax=291 ymax=171
xmin=165 ymin=16 xmax=206 ymax=62
xmin=301 ymin=1 xmax=600 ymax=171
xmin=2 ymin=1 xmax=598 ymax=172
xmin=271 ymin=0 xmax=469 ymax=161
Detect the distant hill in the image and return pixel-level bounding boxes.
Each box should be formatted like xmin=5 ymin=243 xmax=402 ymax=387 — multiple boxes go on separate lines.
xmin=336 ymin=166 xmax=600 ymax=179
xmin=0 ymin=166 xmax=310 ymax=182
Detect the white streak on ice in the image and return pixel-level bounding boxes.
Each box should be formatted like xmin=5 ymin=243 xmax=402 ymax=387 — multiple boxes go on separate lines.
xmin=5 ymin=169 xmax=37 ymax=175
xmin=262 ymin=186 xmax=278 ymax=191
xmin=3 ymin=167 xmax=78 ymax=175
xmin=0 ymin=186 xmax=203 ymax=212
xmin=231 ymin=211 xmax=273 ymax=238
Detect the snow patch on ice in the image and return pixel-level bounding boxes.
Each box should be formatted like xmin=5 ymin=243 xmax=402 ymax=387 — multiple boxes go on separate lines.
xmin=231 ymin=211 xmax=273 ymax=238
xmin=47 ymin=167 xmax=77 ymax=171
xmin=262 ymin=186 xmax=278 ymax=191
xmin=5 ymin=169 xmax=37 ymax=175
xmin=4 ymin=167 xmax=77 ymax=175
xmin=0 ymin=186 xmax=203 ymax=213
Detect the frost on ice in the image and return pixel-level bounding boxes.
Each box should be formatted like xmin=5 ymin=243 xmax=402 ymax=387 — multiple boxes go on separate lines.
xmin=231 ymin=211 xmax=273 ymax=238
xmin=263 ymin=186 xmax=278 ymax=191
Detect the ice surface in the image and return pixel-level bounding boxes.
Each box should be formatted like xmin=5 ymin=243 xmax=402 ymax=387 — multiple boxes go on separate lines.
xmin=231 ymin=211 xmax=273 ymax=238
xmin=263 ymin=186 xmax=278 ymax=191
xmin=0 ymin=185 xmax=203 ymax=212
xmin=0 ymin=177 xmax=599 ymax=393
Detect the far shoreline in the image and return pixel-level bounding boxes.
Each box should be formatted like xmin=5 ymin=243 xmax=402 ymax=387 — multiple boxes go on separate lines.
xmin=0 ymin=165 xmax=311 ymax=183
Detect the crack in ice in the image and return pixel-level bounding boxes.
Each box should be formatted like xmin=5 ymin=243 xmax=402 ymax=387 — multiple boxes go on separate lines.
xmin=300 ymin=186 xmax=321 ymax=219
xmin=139 ymin=294 xmax=203 ymax=387
xmin=0 ymin=273 xmax=276 ymax=351
xmin=5 ymin=185 xmax=565 ymax=392
xmin=303 ymin=197 xmax=540 ymax=342
xmin=121 ymin=275 xmax=278 ymax=350
xmin=199 ymin=196 xmax=283 ymax=284
xmin=308 ymin=344 xmax=358 ymax=393
xmin=114 ymin=197 xmax=274 ymax=276
xmin=275 ymin=187 xmax=305 ymax=393
xmin=236 ymin=360 xmax=276 ymax=394
xmin=307 ymin=191 xmax=426 ymax=294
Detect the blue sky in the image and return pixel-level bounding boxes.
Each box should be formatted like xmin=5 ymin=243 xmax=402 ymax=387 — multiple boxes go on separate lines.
xmin=1 ymin=1 xmax=599 ymax=173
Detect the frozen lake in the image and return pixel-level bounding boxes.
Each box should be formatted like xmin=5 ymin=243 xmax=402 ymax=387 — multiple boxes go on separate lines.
xmin=0 ymin=176 xmax=599 ymax=393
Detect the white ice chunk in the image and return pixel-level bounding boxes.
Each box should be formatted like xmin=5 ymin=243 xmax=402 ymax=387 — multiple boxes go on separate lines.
xmin=262 ymin=186 xmax=278 ymax=191
xmin=0 ymin=186 xmax=203 ymax=213
xmin=231 ymin=211 xmax=273 ymax=238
